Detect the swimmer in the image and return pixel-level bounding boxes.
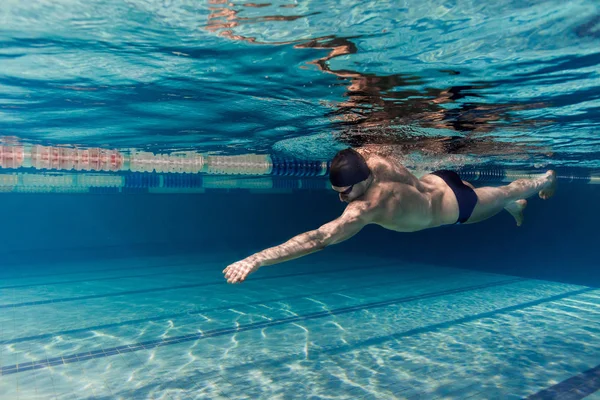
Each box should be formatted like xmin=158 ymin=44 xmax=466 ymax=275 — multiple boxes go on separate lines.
xmin=223 ymin=148 xmax=557 ymax=284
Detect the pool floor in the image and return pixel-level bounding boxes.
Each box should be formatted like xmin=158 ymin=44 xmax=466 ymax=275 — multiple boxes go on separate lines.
xmin=1 ymin=253 xmax=599 ymax=399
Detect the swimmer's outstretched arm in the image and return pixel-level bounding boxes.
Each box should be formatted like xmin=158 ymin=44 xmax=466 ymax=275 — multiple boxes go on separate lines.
xmin=223 ymin=205 xmax=368 ymax=284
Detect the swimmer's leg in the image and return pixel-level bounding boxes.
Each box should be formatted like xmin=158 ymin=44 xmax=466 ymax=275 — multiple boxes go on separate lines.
xmin=504 ymin=199 xmax=527 ymax=227
xmin=465 ymin=170 xmax=556 ymax=225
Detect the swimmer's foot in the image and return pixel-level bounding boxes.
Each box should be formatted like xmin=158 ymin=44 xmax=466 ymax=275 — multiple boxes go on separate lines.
xmin=539 ymin=170 xmax=557 ymax=200
xmin=505 ymin=199 xmax=527 ymax=227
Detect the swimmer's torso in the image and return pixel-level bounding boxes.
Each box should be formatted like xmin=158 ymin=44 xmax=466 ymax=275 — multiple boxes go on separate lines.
xmin=352 ymin=149 xmax=460 ymax=231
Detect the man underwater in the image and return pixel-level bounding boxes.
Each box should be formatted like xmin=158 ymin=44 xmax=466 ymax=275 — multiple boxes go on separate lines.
xmin=223 ymin=148 xmax=556 ymax=284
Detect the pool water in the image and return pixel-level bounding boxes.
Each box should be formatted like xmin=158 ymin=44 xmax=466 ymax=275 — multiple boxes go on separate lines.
xmin=1 ymin=0 xmax=600 ymax=399
xmin=2 ymin=252 xmax=600 ymax=399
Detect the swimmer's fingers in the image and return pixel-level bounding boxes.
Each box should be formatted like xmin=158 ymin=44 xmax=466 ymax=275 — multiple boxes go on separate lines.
xmin=231 ymin=263 xmax=250 ymax=284
xmin=223 ymin=261 xmax=245 ymax=283
xmin=223 ymin=263 xmax=237 ymax=282
xmin=227 ymin=267 xmax=241 ymax=283
xmin=228 ymin=266 xmax=240 ymax=283
xmin=224 ymin=259 xmax=258 ymax=284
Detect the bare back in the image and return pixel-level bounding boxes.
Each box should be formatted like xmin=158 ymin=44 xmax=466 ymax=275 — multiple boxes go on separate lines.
xmin=347 ymin=149 xmax=460 ymax=232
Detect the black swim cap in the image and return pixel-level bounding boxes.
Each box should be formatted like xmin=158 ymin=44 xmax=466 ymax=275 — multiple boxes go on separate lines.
xmin=329 ymin=148 xmax=370 ymax=187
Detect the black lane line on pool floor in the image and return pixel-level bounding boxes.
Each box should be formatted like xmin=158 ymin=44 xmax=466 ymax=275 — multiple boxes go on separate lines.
xmin=83 ymin=286 xmax=597 ymax=400
xmin=0 ymin=269 xmax=468 ymax=345
xmin=0 ymin=262 xmax=411 ymax=309
xmin=0 ymin=258 xmax=405 ymax=290
xmin=0 ymin=277 xmax=525 ymax=376
xmin=0 ymin=257 xmax=246 ymax=287
xmin=0 ymin=257 xmax=195 ymax=281
xmin=526 ymin=363 xmax=600 ymax=400
xmin=0 ymin=258 xmax=376 ymax=289
xmin=0 ymin=264 xmax=210 ymax=290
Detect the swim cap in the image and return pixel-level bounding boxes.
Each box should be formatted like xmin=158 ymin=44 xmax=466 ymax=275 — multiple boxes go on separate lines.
xmin=329 ymin=148 xmax=370 ymax=187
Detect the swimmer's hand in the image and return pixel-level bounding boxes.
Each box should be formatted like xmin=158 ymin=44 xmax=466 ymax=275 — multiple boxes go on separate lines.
xmin=223 ymin=257 xmax=261 ymax=284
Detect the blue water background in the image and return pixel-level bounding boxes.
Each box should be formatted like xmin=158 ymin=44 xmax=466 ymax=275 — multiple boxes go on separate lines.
xmin=1 ymin=0 xmax=599 ymax=168
xmin=1 ymin=3 xmax=600 ymax=397
xmin=1 ymin=184 xmax=597 ymax=287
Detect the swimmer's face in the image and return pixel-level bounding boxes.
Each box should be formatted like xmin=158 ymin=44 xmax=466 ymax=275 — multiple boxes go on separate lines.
xmin=331 ymin=175 xmax=371 ymax=203
xmin=332 ymin=184 xmax=354 ymax=203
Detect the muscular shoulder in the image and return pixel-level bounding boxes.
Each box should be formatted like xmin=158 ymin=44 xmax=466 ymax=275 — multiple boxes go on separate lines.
xmin=361 ymin=152 xmax=420 ymax=187
xmin=343 ymin=198 xmax=376 ymax=223
xmin=357 ymin=151 xmax=394 ymax=176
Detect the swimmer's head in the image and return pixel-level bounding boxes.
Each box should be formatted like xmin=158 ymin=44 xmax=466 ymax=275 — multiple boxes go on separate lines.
xmin=329 ymin=148 xmax=372 ymax=203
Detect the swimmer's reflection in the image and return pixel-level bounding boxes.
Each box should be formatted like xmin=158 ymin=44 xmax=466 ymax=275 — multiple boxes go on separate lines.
xmin=204 ymin=2 xmax=552 ymax=159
